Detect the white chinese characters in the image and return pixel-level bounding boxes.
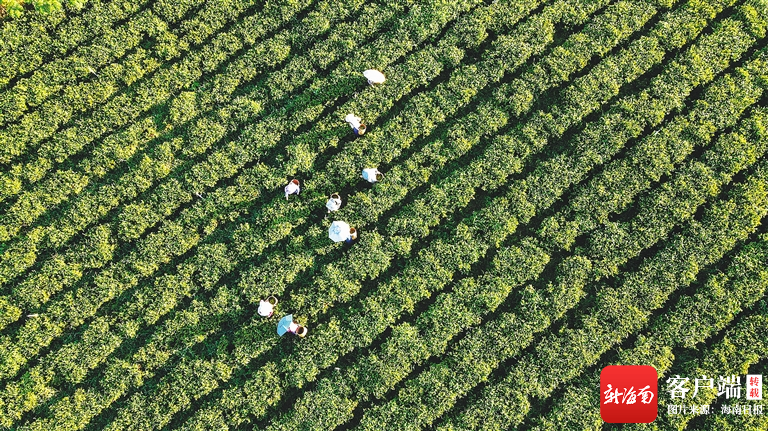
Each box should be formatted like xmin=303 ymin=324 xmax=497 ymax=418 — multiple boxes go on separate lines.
xmin=666 ymin=375 xmax=690 ymax=399
xmin=603 ymin=384 xmax=655 ymax=405
xmin=665 ymin=374 xmax=763 ymax=400
xmin=665 ymin=373 xmax=764 ymax=418
xmin=717 ymin=375 xmax=742 ymax=399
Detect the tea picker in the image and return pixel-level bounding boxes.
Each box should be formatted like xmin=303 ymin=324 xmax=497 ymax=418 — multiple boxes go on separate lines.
xmin=284 ymin=179 xmax=300 ymax=199
xmin=346 ymin=227 xmax=358 ymax=244
xmin=277 ymin=314 xmax=308 ymax=337
xmin=329 ymin=220 xmax=357 ymax=244
xmin=345 ymin=113 xmax=367 ymax=136
xmin=326 ymin=193 xmax=342 ymax=212
xmin=363 ymin=69 xmax=386 ymax=85
xmin=362 ymin=167 xmax=383 ymax=183
xmin=257 ymin=296 xmax=278 ymax=317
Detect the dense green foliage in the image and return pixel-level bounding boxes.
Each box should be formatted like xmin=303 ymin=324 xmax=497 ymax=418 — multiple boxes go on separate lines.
xmin=0 ymin=0 xmax=766 ymax=429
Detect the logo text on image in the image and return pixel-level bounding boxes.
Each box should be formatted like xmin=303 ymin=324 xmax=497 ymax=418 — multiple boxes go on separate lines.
xmin=747 ymin=374 xmax=762 ymax=401
xmin=601 ymin=365 xmax=658 ymax=423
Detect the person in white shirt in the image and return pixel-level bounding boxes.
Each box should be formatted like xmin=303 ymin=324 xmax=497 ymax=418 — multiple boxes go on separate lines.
xmin=345 ymin=113 xmax=367 ymax=136
xmin=284 ymin=179 xmax=300 ymax=199
xmin=258 ymin=296 xmax=278 ymax=317
xmin=326 ymin=193 xmax=342 ymax=212
xmin=362 ymin=168 xmax=383 ymax=183
xmin=288 ymin=322 xmax=308 ymax=337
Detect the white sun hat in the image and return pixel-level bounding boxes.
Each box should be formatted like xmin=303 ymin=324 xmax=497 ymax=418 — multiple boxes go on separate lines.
xmin=363 ymin=69 xmax=386 ymax=84
xmin=329 ymin=220 xmax=352 ymax=242
xmin=362 ymin=168 xmax=382 ymax=183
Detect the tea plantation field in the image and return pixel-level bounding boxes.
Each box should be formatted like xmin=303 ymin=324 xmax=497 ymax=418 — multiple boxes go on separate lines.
xmin=0 ymin=0 xmax=767 ymax=429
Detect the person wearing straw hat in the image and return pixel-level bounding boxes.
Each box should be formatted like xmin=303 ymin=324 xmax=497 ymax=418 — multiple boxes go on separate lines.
xmin=362 ymin=168 xmax=383 ymax=183
xmin=363 ymin=69 xmax=386 ymax=85
xmin=345 ymin=227 xmax=358 ymax=245
xmin=326 ymin=193 xmax=342 ymax=212
xmin=278 ymin=314 xmax=308 ymax=337
xmin=257 ymin=296 xmax=278 ymax=317
xmin=329 ymin=220 xmax=355 ymax=244
xmin=294 ymin=323 xmax=308 ymax=337
xmin=345 ymin=113 xmax=366 ymax=136
xmin=284 ymin=179 xmax=300 ymax=199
